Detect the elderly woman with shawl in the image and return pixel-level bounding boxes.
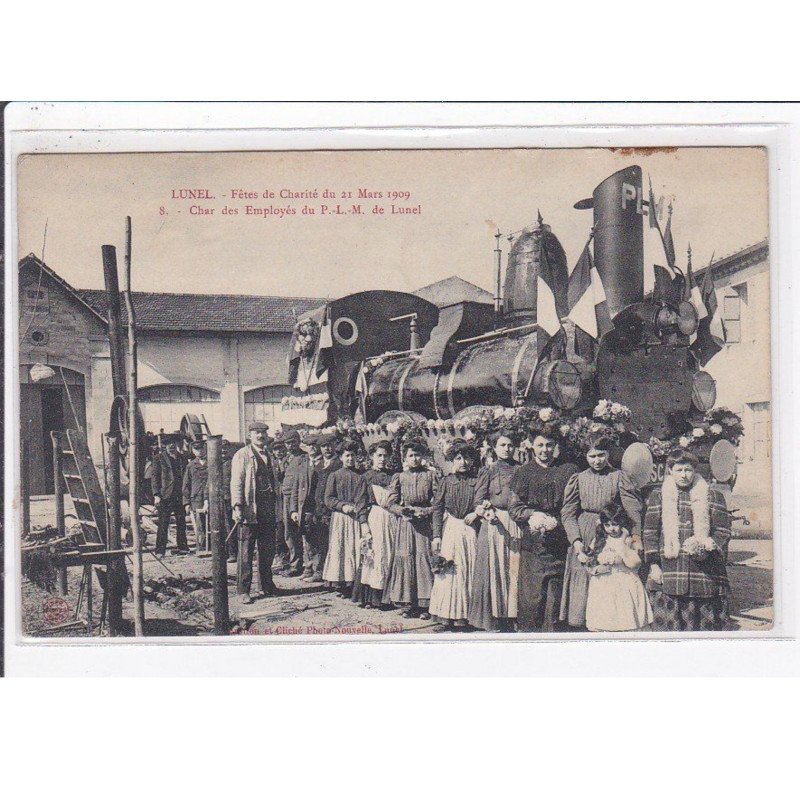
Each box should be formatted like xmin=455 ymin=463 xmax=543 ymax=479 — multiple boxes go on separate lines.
xmin=642 ymin=448 xmax=731 ymax=631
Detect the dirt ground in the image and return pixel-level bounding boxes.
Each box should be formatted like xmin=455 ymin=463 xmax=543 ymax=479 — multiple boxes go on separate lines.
xmin=20 ymin=496 xmax=774 ymax=638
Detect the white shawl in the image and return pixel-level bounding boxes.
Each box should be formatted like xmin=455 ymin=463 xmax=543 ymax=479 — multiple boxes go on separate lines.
xmin=661 ymin=473 xmax=711 ymax=559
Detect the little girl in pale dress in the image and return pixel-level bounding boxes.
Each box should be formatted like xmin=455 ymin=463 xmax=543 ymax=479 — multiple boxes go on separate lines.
xmin=584 ymin=503 xmax=653 ymax=633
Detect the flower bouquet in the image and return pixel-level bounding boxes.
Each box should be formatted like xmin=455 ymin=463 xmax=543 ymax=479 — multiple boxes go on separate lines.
xmin=681 ymin=535 xmax=717 ymax=560
xmin=431 ymin=555 xmax=456 ymax=575
xmin=478 ymin=499 xmax=498 ymax=523
xmin=528 ymin=511 xmax=559 ymax=537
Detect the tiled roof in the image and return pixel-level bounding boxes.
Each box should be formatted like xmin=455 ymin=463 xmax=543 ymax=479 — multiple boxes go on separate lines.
xmin=414 ymin=275 xmax=494 ymax=308
xmin=79 ymin=289 xmax=325 ymax=333
xmin=20 ymin=254 xmax=325 ymax=333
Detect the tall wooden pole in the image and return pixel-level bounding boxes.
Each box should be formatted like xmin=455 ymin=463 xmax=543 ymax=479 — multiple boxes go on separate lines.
xmin=21 ymin=439 xmax=30 ymax=536
xmin=105 ymin=434 xmax=124 ymax=635
xmin=207 ymin=435 xmax=229 ymax=634
xmin=51 ymin=431 xmax=68 ymax=595
xmin=494 ymin=229 xmax=503 ymax=328
xmin=101 ymin=245 xmax=127 ymax=399
xmin=121 ymin=218 xmax=145 ymax=636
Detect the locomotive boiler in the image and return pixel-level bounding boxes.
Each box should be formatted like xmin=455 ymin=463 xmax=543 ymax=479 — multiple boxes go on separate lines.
xmin=356 ymin=166 xmax=714 ymax=440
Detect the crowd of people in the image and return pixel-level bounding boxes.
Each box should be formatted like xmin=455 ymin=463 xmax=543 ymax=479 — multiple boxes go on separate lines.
xmin=144 ymin=417 xmax=733 ymax=633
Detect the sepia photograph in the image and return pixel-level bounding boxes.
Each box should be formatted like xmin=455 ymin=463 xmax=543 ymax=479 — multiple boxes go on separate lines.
xmin=11 ymin=145 xmax=772 ymax=640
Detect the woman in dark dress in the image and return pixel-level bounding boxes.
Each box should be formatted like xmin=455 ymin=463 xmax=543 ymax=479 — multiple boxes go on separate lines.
xmin=384 ymin=439 xmax=438 ymax=619
xmin=322 ymin=441 xmax=369 ymax=596
xmin=468 ymin=429 xmax=520 ymax=632
xmin=509 ymin=424 xmax=579 ymax=632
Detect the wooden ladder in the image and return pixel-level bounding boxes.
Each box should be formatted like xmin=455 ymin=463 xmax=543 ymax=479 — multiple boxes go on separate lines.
xmin=59 ymin=429 xmax=107 ymax=546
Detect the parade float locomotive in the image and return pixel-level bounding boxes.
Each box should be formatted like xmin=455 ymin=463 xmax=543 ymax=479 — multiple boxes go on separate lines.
xmin=290 ymin=165 xmax=741 ymax=490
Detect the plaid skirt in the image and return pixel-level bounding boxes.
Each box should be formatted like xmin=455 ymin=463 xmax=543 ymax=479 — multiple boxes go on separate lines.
xmin=648 ymin=591 xmax=730 ymax=632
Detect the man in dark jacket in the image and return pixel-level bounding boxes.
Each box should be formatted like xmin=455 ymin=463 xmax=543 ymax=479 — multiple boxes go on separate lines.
xmin=183 ymin=439 xmax=209 ymax=553
xmin=283 ymin=430 xmax=321 ymax=579
xmin=280 ymin=429 xmax=309 ymax=577
xmin=151 ymin=436 xmax=189 ymax=556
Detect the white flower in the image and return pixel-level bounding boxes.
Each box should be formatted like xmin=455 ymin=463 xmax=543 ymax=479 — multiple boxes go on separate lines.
xmin=679 ymin=435 xmax=691 ymax=448
xmin=590 ymin=422 xmax=603 ymax=433
xmin=692 ymin=427 xmax=705 ymax=439
xmin=386 ymin=421 xmax=400 ymax=434
xmin=614 ymin=422 xmax=626 ymax=432
xmin=710 ymin=423 xmax=723 ymax=435
xmin=492 ymin=407 xmax=505 ymax=419
xmin=560 ymin=424 xmax=571 ymax=437
xmin=539 ymin=407 xmax=554 ymax=422
xmin=593 ymin=400 xmax=611 ymax=419
xmin=503 ymin=408 xmax=516 ymax=420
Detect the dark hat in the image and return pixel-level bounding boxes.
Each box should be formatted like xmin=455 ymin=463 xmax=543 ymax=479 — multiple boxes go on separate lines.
xmin=317 ymin=432 xmax=339 ymax=446
xmin=190 ymin=439 xmax=205 ymax=450
xmin=282 ymin=429 xmax=301 ymax=444
xmin=248 ymin=421 xmax=269 ymax=433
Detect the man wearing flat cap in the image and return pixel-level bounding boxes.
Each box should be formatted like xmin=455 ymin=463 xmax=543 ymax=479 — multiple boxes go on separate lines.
xmin=152 ymin=434 xmax=190 ymax=556
xmin=282 ymin=429 xmax=319 ymax=579
xmin=230 ymin=421 xmax=280 ymax=603
xmin=183 ymin=439 xmax=209 ymax=553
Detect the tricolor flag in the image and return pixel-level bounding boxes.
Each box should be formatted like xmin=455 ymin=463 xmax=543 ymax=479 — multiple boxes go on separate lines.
xmin=536 ymin=235 xmax=562 ymax=340
xmin=566 ymin=240 xmax=613 ymax=340
xmin=691 ymin=258 xmax=724 ymax=366
xmin=316 ymin=303 xmax=334 ymax=378
xmin=684 ymin=245 xmax=708 ymax=343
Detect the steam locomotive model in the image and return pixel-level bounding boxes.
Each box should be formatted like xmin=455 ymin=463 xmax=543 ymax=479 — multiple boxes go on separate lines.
xmin=291 ymin=165 xmax=734 ymax=486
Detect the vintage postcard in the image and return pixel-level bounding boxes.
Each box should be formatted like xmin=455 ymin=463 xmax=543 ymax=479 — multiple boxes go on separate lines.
xmin=9 ymin=142 xmax=773 ymax=641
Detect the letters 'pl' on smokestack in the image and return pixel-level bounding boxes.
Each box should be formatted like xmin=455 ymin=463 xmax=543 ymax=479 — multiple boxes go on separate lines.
xmin=591 ymin=165 xmax=644 ymax=319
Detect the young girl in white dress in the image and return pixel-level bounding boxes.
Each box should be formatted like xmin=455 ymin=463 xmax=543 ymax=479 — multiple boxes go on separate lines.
xmin=584 ymin=503 xmax=653 ymax=633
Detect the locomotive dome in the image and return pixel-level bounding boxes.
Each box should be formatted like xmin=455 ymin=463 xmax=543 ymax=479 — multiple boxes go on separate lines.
xmin=502 ymin=217 xmax=569 ymax=325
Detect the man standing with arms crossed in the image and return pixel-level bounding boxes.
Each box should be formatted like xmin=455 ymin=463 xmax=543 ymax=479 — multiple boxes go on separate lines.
xmin=230 ymin=421 xmax=280 ymax=604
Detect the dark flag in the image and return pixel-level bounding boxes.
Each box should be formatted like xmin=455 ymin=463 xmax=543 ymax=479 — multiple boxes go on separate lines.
xmin=663 ymin=203 xmax=676 ymax=270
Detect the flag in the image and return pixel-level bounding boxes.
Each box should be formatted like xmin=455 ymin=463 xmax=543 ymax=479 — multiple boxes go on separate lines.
xmin=566 ymin=240 xmax=613 ymax=340
xmin=685 ymin=245 xmax=708 ymax=319
xmin=536 ymin=235 xmax=562 ymax=340
xmin=648 ymin=176 xmax=660 ymax=229
xmin=653 ymin=263 xmax=684 ymax=307
xmin=316 ymin=304 xmax=334 ymax=378
xmin=663 ymin=203 xmax=676 ymax=270
xmin=690 ymin=259 xmax=724 ymax=366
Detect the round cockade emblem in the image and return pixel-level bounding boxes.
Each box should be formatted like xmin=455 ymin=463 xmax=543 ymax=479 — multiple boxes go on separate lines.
xmin=332 ymin=316 xmax=359 ymax=346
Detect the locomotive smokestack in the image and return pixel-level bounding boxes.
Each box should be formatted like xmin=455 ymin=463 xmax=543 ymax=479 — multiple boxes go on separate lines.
xmin=591 ymin=165 xmax=644 ymax=318
xmin=502 ymin=215 xmax=568 ymax=326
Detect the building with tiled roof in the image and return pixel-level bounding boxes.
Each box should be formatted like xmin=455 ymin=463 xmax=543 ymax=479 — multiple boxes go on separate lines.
xmin=17 ymin=254 xmax=325 ymax=492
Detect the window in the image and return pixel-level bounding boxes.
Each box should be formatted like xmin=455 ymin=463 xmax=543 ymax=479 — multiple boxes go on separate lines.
xmin=138 ymin=384 xmax=220 ymax=403
xmin=722 ymin=283 xmax=747 ymax=344
xmin=137 ymin=384 xmax=221 ymax=436
xmin=244 ymin=384 xmax=292 ymax=426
